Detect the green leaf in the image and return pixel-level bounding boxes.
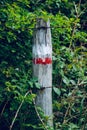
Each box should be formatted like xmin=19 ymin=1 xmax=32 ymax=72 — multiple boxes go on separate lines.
xmin=69 ymin=123 xmax=79 ymax=129
xmin=70 ymin=80 xmax=76 ymax=85
xmin=28 ymin=81 xmax=33 ymax=88
xmin=63 ymin=76 xmax=70 ymax=86
xmin=53 ymin=87 xmax=61 ymax=96
xmin=35 ymin=82 xmax=40 ymax=89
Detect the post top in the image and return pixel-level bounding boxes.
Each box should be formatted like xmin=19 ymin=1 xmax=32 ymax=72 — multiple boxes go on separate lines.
xmin=36 ymin=18 xmax=50 ymax=29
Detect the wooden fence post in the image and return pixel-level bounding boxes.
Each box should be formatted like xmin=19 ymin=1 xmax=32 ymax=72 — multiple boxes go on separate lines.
xmin=33 ymin=18 xmax=53 ymax=127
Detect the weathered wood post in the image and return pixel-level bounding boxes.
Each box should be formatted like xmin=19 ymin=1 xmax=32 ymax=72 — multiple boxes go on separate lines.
xmin=33 ymin=18 xmax=53 ymax=127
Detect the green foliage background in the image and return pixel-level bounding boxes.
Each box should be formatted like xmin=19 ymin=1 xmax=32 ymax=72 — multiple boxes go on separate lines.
xmin=0 ymin=0 xmax=87 ymax=130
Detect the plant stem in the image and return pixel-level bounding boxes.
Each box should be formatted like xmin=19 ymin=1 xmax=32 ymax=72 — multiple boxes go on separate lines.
xmin=69 ymin=0 xmax=82 ymax=49
xmin=10 ymin=91 xmax=30 ymax=130
xmin=0 ymin=100 xmax=8 ymax=117
xmin=30 ymin=89 xmax=49 ymax=130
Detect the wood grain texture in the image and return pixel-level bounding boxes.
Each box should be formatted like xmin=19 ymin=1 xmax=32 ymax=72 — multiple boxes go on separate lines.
xmin=33 ymin=19 xmax=53 ymax=127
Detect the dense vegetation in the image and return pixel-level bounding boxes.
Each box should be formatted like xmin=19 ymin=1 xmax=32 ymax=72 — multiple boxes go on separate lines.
xmin=0 ymin=0 xmax=87 ymax=130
